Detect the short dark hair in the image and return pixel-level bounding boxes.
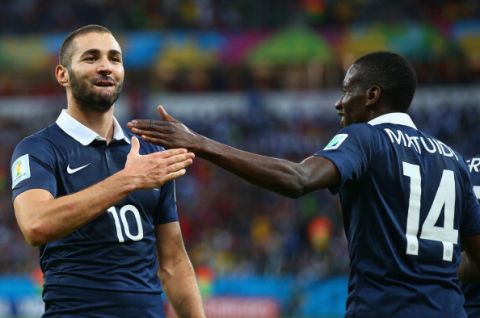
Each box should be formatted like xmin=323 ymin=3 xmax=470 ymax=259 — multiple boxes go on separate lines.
xmin=354 ymin=52 xmax=417 ymax=112
xmin=59 ymin=24 xmax=113 ymax=67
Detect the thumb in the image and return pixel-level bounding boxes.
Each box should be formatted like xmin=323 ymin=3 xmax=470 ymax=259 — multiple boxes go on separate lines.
xmin=157 ymin=105 xmax=177 ymax=122
xmin=129 ymin=136 xmax=140 ymax=156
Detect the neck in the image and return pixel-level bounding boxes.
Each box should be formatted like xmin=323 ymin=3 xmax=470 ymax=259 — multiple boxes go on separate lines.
xmin=366 ymin=103 xmax=390 ymax=122
xmin=67 ymin=102 xmax=115 ymax=143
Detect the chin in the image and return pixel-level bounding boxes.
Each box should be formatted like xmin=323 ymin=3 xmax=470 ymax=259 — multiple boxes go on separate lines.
xmin=77 ymin=100 xmax=114 ymax=113
xmin=92 ymin=104 xmax=114 ymax=113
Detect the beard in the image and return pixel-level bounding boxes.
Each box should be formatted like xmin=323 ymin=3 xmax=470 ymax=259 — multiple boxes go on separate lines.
xmin=68 ymin=67 xmax=123 ymax=113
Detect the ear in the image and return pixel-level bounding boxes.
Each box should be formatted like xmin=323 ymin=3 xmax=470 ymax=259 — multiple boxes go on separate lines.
xmin=55 ymin=65 xmax=70 ymax=87
xmin=365 ymin=86 xmax=381 ymax=107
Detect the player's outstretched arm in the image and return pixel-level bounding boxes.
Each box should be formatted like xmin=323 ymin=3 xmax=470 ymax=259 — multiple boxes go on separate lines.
xmin=14 ymin=137 xmax=194 ymax=246
xmin=156 ymin=222 xmax=206 ymax=318
xmin=128 ymin=106 xmax=340 ymax=198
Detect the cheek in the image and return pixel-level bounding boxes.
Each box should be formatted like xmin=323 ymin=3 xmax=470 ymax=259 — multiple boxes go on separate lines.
xmin=116 ymin=67 xmax=125 ymax=78
xmin=343 ymin=100 xmax=363 ymax=120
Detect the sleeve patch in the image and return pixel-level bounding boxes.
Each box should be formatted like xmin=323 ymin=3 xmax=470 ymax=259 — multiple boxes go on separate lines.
xmin=324 ymin=133 xmax=349 ymax=150
xmin=11 ymin=154 xmax=31 ymax=189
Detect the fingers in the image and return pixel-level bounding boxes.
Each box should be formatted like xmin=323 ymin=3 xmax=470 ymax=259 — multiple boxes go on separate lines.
xmin=157 ymin=105 xmax=169 ymax=120
xmin=164 ymin=157 xmax=194 ymax=173
xmin=128 ymin=120 xmax=161 ymax=131
xmin=155 ymin=150 xmax=194 ymax=170
xmin=126 ymin=106 xmax=177 ymax=131
xmin=155 ymin=152 xmax=194 ymax=184
xmin=129 ymin=136 xmax=140 ymax=156
xmin=144 ymin=149 xmax=194 ymax=168
xmin=129 ymin=127 xmax=161 ymax=139
xmin=157 ymin=105 xmax=176 ymax=122
xmin=164 ymin=169 xmax=187 ymax=182
xmin=155 ymin=148 xmax=192 ymax=159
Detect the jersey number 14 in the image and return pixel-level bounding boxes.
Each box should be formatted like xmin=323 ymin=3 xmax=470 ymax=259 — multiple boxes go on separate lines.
xmin=402 ymin=162 xmax=458 ymax=261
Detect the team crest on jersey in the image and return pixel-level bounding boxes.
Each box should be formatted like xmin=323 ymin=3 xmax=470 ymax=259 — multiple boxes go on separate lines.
xmin=11 ymin=154 xmax=31 ymax=189
xmin=324 ymin=134 xmax=348 ymax=150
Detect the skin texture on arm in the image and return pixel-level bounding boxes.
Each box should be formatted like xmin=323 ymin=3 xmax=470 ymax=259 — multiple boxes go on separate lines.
xmin=128 ymin=106 xmax=340 ymax=198
xmin=156 ymin=222 xmax=205 ymax=318
xmin=14 ymin=137 xmax=194 ymax=246
xmin=460 ymin=235 xmax=480 ymax=282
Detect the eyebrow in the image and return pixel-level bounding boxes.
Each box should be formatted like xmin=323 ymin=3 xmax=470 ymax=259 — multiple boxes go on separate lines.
xmin=79 ymin=49 xmax=122 ymax=57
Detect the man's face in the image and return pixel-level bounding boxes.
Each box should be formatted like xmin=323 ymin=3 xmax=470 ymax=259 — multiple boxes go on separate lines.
xmin=335 ymin=65 xmax=369 ymax=127
xmin=67 ymin=32 xmax=124 ymax=113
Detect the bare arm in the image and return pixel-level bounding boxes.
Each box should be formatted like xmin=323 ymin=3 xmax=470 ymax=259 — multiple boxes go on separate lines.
xmin=14 ymin=137 xmax=194 ymax=246
xmin=128 ymin=106 xmax=340 ymax=198
xmin=460 ymin=234 xmax=480 ymax=282
xmin=189 ymin=137 xmax=338 ymax=198
xmin=156 ymin=222 xmax=205 ymax=318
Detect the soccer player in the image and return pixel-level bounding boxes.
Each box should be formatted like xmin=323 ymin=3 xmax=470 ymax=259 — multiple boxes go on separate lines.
xmin=463 ymin=156 xmax=480 ymax=317
xmin=11 ymin=25 xmax=205 ymax=318
xmin=129 ymin=51 xmax=480 ymax=317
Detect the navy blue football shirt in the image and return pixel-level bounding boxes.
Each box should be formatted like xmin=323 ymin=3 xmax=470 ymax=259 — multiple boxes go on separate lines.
xmin=11 ymin=110 xmax=177 ymax=317
xmin=315 ymin=113 xmax=480 ymax=318
xmin=462 ymin=156 xmax=480 ymax=318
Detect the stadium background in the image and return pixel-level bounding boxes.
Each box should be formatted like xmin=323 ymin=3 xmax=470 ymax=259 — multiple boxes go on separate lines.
xmin=1 ymin=1 xmax=480 ymax=317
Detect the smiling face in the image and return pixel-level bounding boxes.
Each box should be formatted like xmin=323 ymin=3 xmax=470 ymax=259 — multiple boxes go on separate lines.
xmin=62 ymin=32 xmax=124 ymax=113
xmin=335 ymin=64 xmax=371 ymax=128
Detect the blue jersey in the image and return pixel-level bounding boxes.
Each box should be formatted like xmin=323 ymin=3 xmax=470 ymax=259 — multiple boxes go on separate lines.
xmin=462 ymin=156 xmax=480 ymax=318
xmin=11 ymin=110 xmax=177 ymax=317
xmin=315 ymin=113 xmax=480 ymax=318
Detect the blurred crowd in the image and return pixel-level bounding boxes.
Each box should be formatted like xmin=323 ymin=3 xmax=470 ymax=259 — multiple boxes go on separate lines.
xmin=1 ymin=0 xmax=479 ymax=34
xmin=1 ymin=0 xmax=480 ymax=97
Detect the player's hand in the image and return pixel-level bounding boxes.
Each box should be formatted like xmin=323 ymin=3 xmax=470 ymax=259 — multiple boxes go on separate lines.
xmin=127 ymin=105 xmax=201 ymax=151
xmin=123 ymin=136 xmax=195 ymax=189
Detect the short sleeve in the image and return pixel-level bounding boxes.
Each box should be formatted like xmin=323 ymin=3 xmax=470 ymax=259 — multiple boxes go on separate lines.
xmin=155 ymin=179 xmax=178 ymax=224
xmin=139 ymin=140 xmax=179 ymax=225
xmin=314 ymin=124 xmax=374 ymax=193
xmin=11 ymin=136 xmax=57 ymax=200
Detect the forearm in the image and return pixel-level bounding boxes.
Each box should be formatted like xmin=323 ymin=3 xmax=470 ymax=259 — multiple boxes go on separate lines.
xmin=159 ymin=258 xmax=205 ymax=318
xmin=15 ymin=170 xmax=135 ymax=245
xmin=194 ymin=136 xmax=310 ymax=198
xmin=130 ymin=118 xmax=337 ymax=196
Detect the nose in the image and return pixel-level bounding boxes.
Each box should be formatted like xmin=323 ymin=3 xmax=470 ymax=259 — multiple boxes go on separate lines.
xmin=97 ymin=65 xmax=112 ymax=75
xmin=335 ymin=97 xmax=342 ymax=110
xmin=96 ymin=58 xmax=112 ymax=74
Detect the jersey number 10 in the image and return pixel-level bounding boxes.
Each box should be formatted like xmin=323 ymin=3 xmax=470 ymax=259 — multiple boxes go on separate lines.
xmin=108 ymin=205 xmax=144 ymax=242
xmin=402 ymin=162 xmax=458 ymax=261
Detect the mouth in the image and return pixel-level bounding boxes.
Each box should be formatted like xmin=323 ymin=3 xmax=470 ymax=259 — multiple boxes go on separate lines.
xmin=337 ymin=111 xmax=344 ymax=117
xmin=93 ymin=79 xmax=115 ymax=87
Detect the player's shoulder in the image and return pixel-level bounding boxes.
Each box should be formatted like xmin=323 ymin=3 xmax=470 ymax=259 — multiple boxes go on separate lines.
xmin=14 ymin=123 xmax=59 ymax=153
xmin=334 ymin=122 xmax=377 ymax=138
xmin=322 ymin=123 xmax=377 ymax=152
xmin=338 ymin=122 xmax=378 ymax=140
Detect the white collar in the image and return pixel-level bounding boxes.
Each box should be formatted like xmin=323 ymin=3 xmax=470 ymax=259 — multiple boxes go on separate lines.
xmin=368 ymin=112 xmax=417 ymax=129
xmin=56 ymin=109 xmax=130 ymax=146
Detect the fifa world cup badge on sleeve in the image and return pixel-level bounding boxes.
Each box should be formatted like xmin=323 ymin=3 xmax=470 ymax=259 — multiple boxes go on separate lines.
xmin=324 ymin=134 xmax=349 ymax=150
xmin=11 ymin=154 xmax=31 ymax=189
